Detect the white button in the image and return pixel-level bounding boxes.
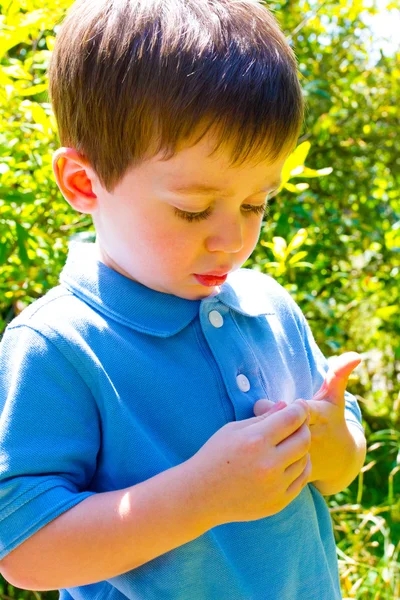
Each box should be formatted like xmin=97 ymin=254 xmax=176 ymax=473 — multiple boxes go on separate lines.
xmin=209 ymin=310 xmax=224 ymax=328
xmin=236 ymin=374 xmax=250 ymax=392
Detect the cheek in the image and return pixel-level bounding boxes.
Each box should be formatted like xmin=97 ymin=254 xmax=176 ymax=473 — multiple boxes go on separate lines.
xmin=250 ymin=219 xmax=263 ymax=244
xmin=147 ymin=218 xmax=199 ymax=259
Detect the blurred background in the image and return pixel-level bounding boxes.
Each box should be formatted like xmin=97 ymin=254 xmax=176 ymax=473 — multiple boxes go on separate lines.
xmin=0 ymin=0 xmax=399 ymax=598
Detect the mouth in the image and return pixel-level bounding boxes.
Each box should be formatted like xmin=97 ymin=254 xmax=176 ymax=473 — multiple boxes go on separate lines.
xmin=193 ymin=273 xmax=228 ymax=287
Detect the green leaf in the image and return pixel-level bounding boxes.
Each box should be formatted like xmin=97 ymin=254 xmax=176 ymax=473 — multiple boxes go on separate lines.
xmin=289 ymin=251 xmax=308 ymax=265
xmin=271 ymin=236 xmax=287 ymax=260
xmin=29 ymin=103 xmax=54 ymax=133
xmin=15 ymin=222 xmax=30 ymax=266
xmin=281 ymin=141 xmax=311 ymax=185
xmin=1 ymin=64 xmax=33 ymax=81
xmin=299 ymin=167 xmax=333 ymax=178
xmin=284 ymin=182 xmax=310 ymax=193
xmin=0 ymin=188 xmax=36 ymax=205
xmin=376 ymin=306 xmax=398 ymax=320
xmin=287 ymin=228 xmax=308 ymax=253
xmin=313 ymin=90 xmax=331 ymax=100
xmin=46 ymin=36 xmax=56 ymax=51
xmin=292 ymin=262 xmax=314 ymax=269
xmin=17 ymin=83 xmax=49 ymax=97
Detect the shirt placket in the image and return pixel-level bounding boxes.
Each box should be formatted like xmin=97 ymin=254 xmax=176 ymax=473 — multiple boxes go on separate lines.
xmin=199 ymin=298 xmax=269 ymax=422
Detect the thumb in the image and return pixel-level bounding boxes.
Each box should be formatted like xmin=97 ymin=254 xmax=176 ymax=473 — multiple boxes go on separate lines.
xmin=313 ymin=351 xmax=362 ymax=405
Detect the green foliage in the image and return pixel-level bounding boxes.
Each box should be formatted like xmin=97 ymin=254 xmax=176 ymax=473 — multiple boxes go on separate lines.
xmin=0 ymin=0 xmax=399 ymax=598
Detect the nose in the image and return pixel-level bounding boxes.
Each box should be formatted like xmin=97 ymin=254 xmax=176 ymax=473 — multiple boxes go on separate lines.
xmin=205 ymin=215 xmax=244 ymax=253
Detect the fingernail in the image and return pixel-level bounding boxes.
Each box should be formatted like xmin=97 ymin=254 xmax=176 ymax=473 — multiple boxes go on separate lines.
xmin=275 ymin=401 xmax=287 ymax=409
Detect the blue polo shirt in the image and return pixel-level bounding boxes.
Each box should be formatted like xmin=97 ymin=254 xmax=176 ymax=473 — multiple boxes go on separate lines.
xmin=0 ymin=241 xmax=364 ymax=599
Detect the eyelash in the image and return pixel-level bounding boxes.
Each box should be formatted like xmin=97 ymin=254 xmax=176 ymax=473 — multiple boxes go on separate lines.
xmin=174 ymin=202 xmax=269 ymax=223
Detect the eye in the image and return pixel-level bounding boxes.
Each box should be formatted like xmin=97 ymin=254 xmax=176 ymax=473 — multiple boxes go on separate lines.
xmin=174 ymin=201 xmax=269 ymax=223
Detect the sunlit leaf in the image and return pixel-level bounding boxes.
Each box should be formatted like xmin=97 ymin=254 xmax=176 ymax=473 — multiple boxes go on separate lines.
xmin=376 ymin=306 xmax=398 ymax=320
xmin=284 ymin=182 xmax=310 ymax=193
xmin=289 ymin=251 xmax=308 ymax=265
xmin=1 ymin=64 xmax=33 ymax=81
xmin=17 ymin=83 xmax=49 ymax=97
xmin=272 ymin=236 xmax=287 ymax=260
xmin=281 ymin=141 xmax=311 ymax=184
xmin=287 ymin=228 xmax=308 ymax=253
xmin=299 ymin=167 xmax=333 ymax=178
xmin=46 ymin=35 xmax=56 ymax=51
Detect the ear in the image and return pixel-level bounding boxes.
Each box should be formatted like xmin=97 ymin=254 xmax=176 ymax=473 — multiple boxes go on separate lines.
xmin=52 ymin=147 xmax=98 ymax=214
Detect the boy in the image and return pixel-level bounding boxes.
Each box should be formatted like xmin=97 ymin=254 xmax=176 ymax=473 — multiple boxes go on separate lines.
xmin=0 ymin=0 xmax=366 ymax=598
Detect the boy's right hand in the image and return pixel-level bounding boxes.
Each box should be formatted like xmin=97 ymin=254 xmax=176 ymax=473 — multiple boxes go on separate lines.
xmin=189 ymin=400 xmax=311 ymax=526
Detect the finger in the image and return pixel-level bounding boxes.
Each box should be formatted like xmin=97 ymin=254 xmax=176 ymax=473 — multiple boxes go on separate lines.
xmin=312 ymin=352 xmax=362 ymax=405
xmin=253 ymin=399 xmax=284 ymax=417
xmin=249 ymin=400 xmax=310 ymax=446
xmin=284 ymin=453 xmax=310 ymax=484
xmin=285 ymin=455 xmax=312 ymax=498
xmin=276 ymin=421 xmax=311 ymax=467
xmin=295 ymin=399 xmax=318 ymax=426
xmin=253 ymin=399 xmax=274 ymax=416
xmin=265 ymin=401 xmax=287 ymax=417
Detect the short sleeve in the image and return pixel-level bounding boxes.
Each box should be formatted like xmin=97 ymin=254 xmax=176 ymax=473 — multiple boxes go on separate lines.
xmin=288 ymin=297 xmax=365 ymax=434
xmin=0 ymin=324 xmax=100 ymax=560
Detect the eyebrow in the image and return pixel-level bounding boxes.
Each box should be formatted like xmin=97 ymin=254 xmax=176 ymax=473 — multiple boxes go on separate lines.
xmin=169 ymin=179 xmax=282 ymax=196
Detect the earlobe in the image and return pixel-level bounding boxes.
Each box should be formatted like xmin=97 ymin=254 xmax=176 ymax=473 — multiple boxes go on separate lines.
xmin=52 ymin=147 xmax=98 ymax=214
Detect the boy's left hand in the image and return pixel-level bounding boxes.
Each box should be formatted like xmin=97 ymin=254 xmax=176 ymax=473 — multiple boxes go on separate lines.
xmin=253 ymin=352 xmax=363 ymax=487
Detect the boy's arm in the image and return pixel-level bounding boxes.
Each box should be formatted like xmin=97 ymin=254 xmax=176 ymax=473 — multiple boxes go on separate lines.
xmin=1 ymin=458 xmax=212 ymax=591
xmin=0 ymin=325 xmax=209 ymax=590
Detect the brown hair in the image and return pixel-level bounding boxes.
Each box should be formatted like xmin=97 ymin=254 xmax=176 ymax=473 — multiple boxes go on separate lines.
xmin=48 ymin=0 xmax=304 ymax=193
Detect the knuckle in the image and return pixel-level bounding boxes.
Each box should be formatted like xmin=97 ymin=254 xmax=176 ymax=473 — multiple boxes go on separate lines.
xmin=285 ymin=410 xmax=299 ymax=429
xmin=287 ymin=405 xmax=304 ymax=427
xmin=255 ymin=460 xmax=277 ymax=482
xmin=242 ymin=432 xmax=264 ymax=456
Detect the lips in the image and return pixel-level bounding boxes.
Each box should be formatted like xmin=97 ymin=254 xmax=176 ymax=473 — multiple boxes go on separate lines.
xmin=197 ymin=267 xmax=232 ymax=276
xmin=199 ymin=271 xmax=229 ymax=277
xmin=194 ymin=273 xmax=228 ymax=287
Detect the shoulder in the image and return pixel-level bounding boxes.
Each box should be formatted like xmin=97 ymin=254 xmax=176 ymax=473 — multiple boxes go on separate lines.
xmin=228 ymin=267 xmax=292 ymax=298
xmin=1 ymin=286 xmax=106 ymax=377
xmin=223 ymin=267 xmax=302 ymax=319
xmin=0 ymin=286 xmax=105 ymax=395
xmin=4 ymin=285 xmax=104 ymax=340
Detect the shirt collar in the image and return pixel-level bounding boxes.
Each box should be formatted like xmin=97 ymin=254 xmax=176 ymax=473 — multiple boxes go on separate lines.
xmin=59 ymin=242 xmax=275 ymax=337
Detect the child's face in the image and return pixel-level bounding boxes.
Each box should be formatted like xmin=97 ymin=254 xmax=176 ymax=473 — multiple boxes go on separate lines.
xmin=53 ymin=132 xmax=287 ymax=300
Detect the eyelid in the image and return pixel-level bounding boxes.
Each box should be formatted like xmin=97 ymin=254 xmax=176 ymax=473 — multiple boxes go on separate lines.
xmin=174 ymin=200 xmax=269 ymax=223
xmin=173 ymin=189 xmax=271 ymax=209
xmin=174 ymin=197 xmax=268 ymax=213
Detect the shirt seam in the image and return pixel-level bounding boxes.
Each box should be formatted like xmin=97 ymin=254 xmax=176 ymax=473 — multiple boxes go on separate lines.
xmin=0 ymin=491 xmax=95 ymax=560
xmin=5 ymin=323 xmax=102 ymax=414
xmin=0 ymin=476 xmax=78 ymax=521
xmin=5 ymin=288 xmax=73 ymax=327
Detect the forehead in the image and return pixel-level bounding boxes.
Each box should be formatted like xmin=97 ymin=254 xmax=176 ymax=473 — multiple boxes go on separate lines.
xmin=142 ymin=133 xmax=287 ymax=194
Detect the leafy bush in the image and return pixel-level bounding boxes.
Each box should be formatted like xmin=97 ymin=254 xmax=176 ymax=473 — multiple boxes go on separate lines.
xmin=0 ymin=0 xmax=399 ymax=598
